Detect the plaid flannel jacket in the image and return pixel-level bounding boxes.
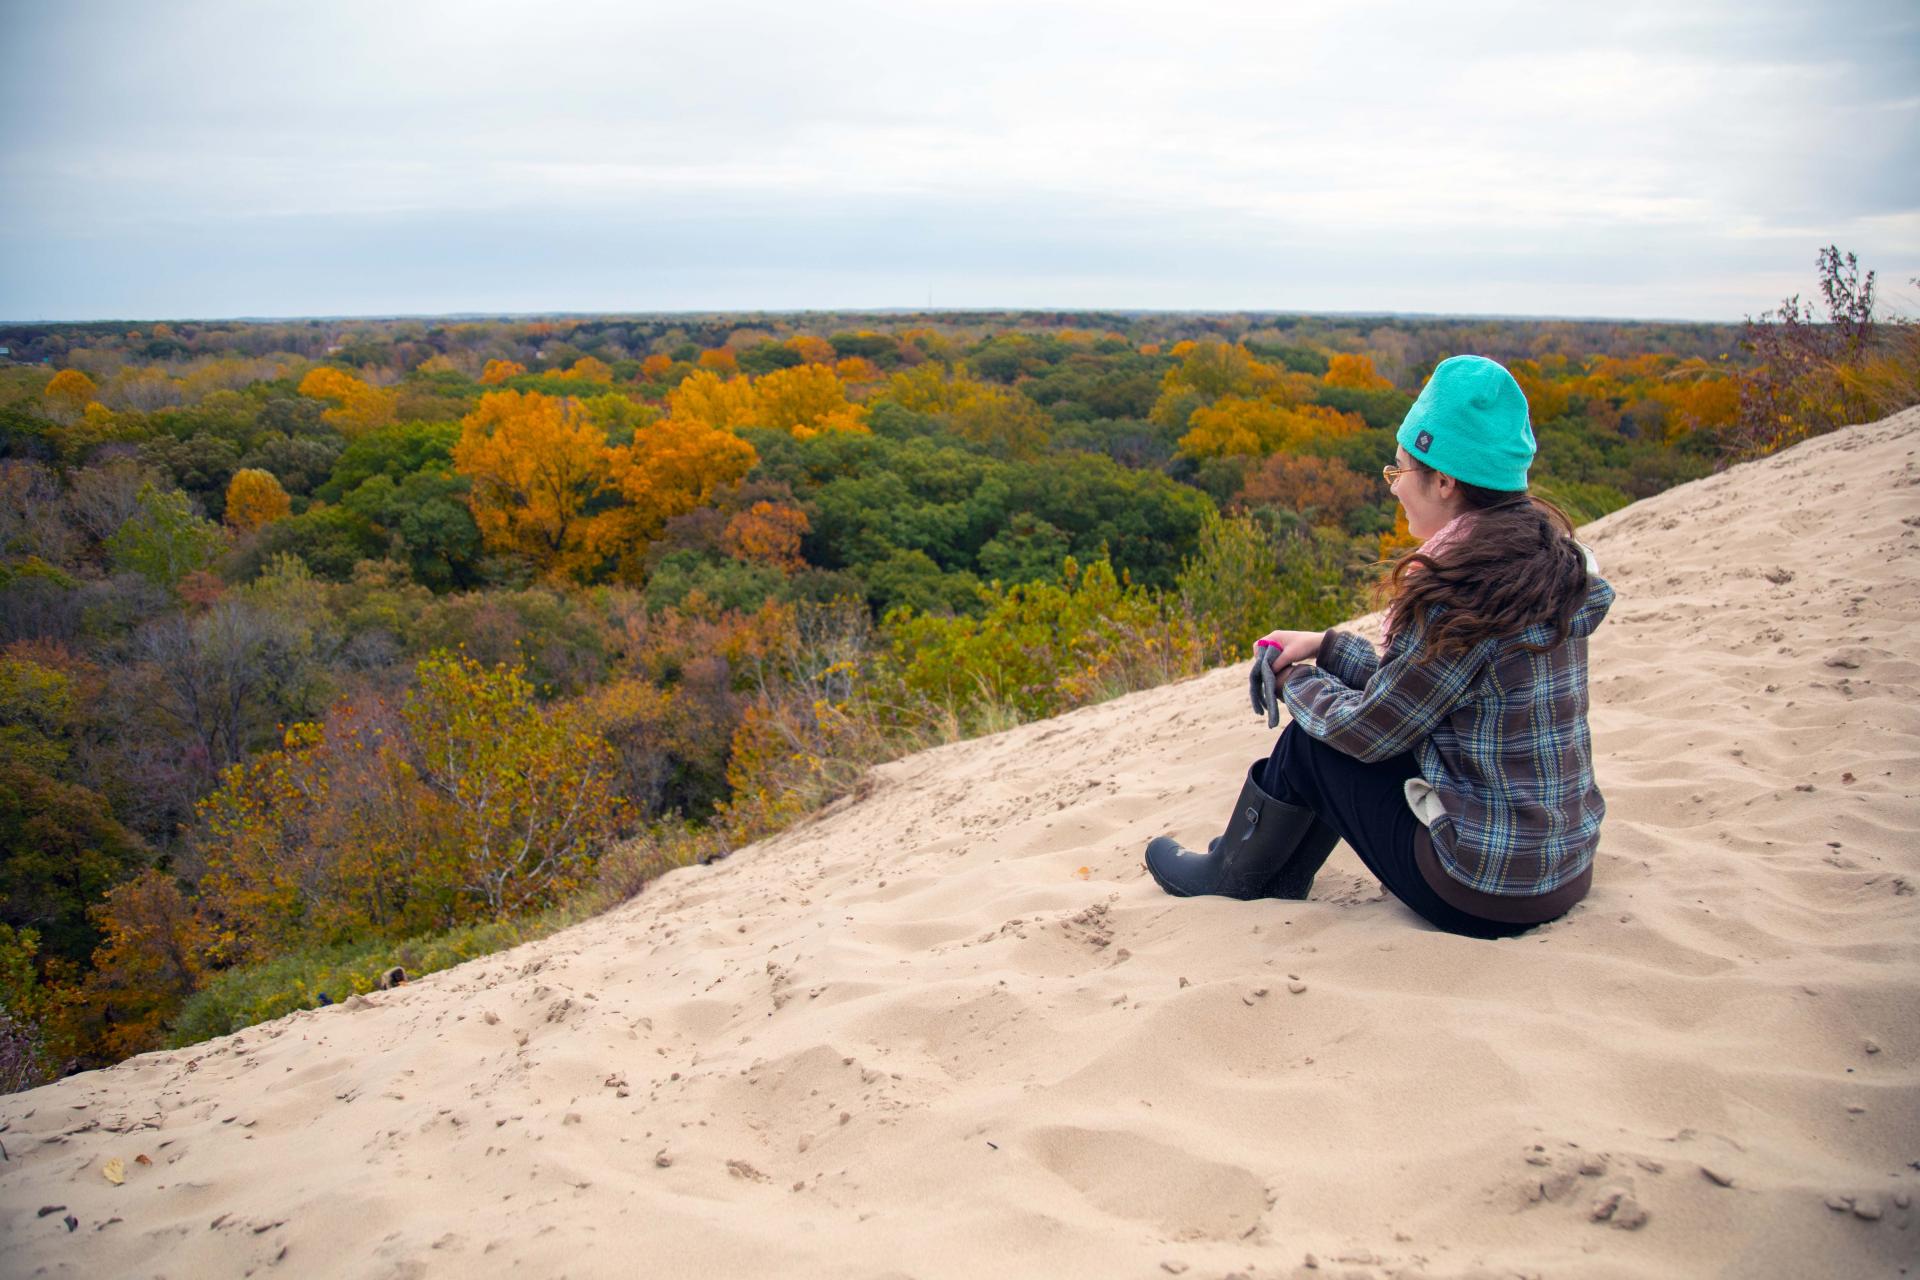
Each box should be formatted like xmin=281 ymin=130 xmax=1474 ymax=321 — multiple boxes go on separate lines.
xmin=1281 ymin=576 xmax=1615 ymax=897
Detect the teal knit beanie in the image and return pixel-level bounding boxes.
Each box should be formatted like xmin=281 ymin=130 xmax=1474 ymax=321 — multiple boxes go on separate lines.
xmin=1395 ymin=355 xmax=1535 ymax=492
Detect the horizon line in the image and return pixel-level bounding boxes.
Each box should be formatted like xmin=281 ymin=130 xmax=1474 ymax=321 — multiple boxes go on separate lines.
xmin=0 ymin=305 xmax=1749 ymax=329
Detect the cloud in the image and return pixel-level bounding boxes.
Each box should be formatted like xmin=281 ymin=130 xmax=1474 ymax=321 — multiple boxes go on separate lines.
xmin=3 ymin=0 xmax=1915 ymax=319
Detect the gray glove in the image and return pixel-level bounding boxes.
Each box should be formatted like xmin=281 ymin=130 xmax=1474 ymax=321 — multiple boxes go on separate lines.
xmin=1247 ymin=646 xmax=1280 ymax=728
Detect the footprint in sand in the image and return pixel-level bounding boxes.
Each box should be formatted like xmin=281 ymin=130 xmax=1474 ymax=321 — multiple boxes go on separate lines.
xmin=1023 ymin=1125 xmax=1269 ymax=1240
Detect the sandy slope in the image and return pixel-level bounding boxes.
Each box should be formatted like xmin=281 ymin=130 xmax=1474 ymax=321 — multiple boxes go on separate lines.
xmin=5 ymin=409 xmax=1918 ymax=1280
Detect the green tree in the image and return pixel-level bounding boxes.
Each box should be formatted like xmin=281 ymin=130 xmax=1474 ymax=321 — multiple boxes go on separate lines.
xmin=1177 ymin=513 xmax=1364 ymax=660
xmin=106 ymin=485 xmax=226 ymax=587
xmin=0 ymin=654 xmax=75 ymax=774
xmin=0 ymin=762 xmax=149 ymax=966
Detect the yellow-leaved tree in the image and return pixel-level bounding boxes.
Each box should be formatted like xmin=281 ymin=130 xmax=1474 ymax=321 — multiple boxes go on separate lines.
xmin=1323 ymin=352 xmax=1394 ymax=391
xmin=297 ymin=367 xmax=398 ymax=435
xmin=1178 ymin=399 xmax=1366 ymax=459
xmin=566 ymin=356 xmax=614 ymax=385
xmin=224 ymin=468 xmax=292 ymax=530
xmin=670 ymin=367 xmax=868 ymax=440
xmin=882 ymin=364 xmax=1049 ymax=457
xmin=749 ymin=365 xmax=868 ymax=438
xmin=43 ymin=369 xmax=98 ymax=423
xmin=191 ymin=657 xmax=627 ymax=954
xmin=453 ymin=390 xmax=619 ymax=580
xmin=403 ymin=652 xmax=625 ymax=917
xmin=1150 ymin=340 xmax=1312 ymax=431
xmin=668 ymin=369 xmax=760 ymax=432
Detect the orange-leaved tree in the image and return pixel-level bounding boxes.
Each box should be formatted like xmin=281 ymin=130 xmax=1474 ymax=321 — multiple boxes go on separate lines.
xmin=722 ymin=500 xmax=811 ymax=570
xmin=1652 ymin=360 xmax=1740 ymax=442
xmin=1379 ymin=508 xmax=1420 ymax=559
xmin=1238 ymin=454 xmax=1374 ymax=527
xmin=603 ymin=417 xmax=759 ymax=573
xmin=834 ymin=356 xmax=883 ymax=385
xmin=785 ymin=334 xmax=836 ymax=365
xmin=80 ymin=869 xmax=209 ymax=1060
xmin=480 ymin=358 xmax=527 ymax=385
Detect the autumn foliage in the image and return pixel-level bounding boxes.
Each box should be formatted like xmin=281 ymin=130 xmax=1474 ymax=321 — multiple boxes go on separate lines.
xmin=1324 ymin=352 xmax=1393 ymax=391
xmin=298 ymin=366 xmax=398 ymax=435
xmin=723 ymin=501 xmax=811 ymax=570
xmin=452 ymin=389 xmax=760 ymax=581
xmin=190 ymin=652 xmax=623 ymax=965
xmin=884 ymin=365 xmax=1052 ymax=457
xmin=1731 ymin=247 xmax=1918 ymax=457
xmin=1239 ymin=454 xmax=1376 ymax=527
xmin=1179 ymin=399 xmax=1366 ymax=459
xmin=79 ymin=870 xmax=207 ymax=1060
xmin=454 ymin=390 xmax=619 ymax=579
xmin=43 ymin=369 xmax=98 ymax=422
xmin=620 ymin=415 xmax=758 ymax=526
xmin=566 ymin=356 xmax=614 ymax=385
xmin=668 ymin=367 xmax=869 ymax=440
xmin=224 ymin=468 xmax=292 ymax=530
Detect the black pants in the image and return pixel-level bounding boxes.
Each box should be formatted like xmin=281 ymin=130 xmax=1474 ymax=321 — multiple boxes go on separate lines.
xmin=1258 ymin=721 xmax=1533 ymax=940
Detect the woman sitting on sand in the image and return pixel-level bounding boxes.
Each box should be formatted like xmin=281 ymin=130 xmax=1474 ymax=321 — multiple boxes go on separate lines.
xmin=1145 ymin=355 xmax=1614 ymax=939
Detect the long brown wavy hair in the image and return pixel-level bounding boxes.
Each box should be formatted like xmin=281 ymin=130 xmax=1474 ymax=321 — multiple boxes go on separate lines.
xmin=1379 ymin=458 xmax=1591 ymax=663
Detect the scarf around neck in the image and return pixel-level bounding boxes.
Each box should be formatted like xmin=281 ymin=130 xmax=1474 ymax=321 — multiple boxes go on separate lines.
xmin=1385 ymin=511 xmax=1472 ymax=648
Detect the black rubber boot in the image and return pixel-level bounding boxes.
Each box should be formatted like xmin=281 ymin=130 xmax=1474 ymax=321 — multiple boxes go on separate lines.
xmin=1145 ymin=761 xmax=1327 ymax=899
xmin=1259 ymin=817 xmax=1341 ymax=900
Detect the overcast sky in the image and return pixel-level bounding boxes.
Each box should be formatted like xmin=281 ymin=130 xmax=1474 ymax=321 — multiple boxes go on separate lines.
xmin=3 ymin=0 xmax=1916 ymax=321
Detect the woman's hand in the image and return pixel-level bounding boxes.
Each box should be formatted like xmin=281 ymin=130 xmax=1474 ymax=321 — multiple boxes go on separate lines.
xmin=1254 ymin=629 xmax=1323 ymax=672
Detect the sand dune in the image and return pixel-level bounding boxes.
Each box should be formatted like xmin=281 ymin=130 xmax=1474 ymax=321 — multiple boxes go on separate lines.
xmin=5 ymin=409 xmax=1918 ymax=1280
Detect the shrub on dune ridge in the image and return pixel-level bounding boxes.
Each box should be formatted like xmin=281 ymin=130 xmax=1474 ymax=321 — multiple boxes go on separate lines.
xmin=882 ymin=556 xmax=1209 ymax=727
xmin=165 ymin=905 xmax=598 ymax=1046
xmin=1734 ymin=247 xmax=1919 ymax=458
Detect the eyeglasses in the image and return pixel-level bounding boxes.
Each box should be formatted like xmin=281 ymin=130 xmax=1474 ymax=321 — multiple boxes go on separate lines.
xmin=1382 ymin=464 xmax=1416 ymax=487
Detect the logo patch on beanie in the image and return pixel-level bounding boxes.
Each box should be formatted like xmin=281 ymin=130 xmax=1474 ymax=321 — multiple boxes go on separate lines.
xmin=1414 ymin=429 xmax=1434 ymax=453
